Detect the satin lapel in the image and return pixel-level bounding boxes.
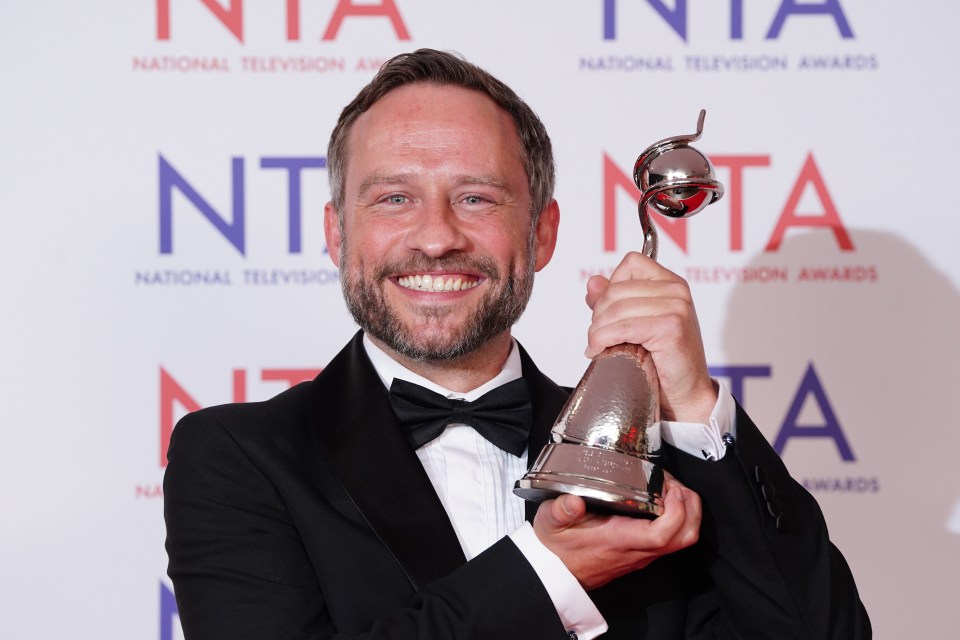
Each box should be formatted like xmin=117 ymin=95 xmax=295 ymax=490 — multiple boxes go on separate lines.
xmin=307 ymin=333 xmax=466 ymax=590
xmin=517 ymin=343 xmax=572 ymax=523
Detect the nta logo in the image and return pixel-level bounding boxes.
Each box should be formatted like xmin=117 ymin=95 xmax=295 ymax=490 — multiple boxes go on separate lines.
xmin=711 ymin=363 xmax=855 ymax=461
xmin=156 ymin=0 xmax=410 ymax=42
xmin=159 ymin=155 xmax=326 ymax=256
xmin=603 ymin=152 xmax=853 ymax=254
xmin=600 ymin=0 xmax=854 ymax=41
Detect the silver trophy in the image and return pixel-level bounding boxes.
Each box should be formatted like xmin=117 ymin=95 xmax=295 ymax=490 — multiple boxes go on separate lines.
xmin=515 ymin=110 xmax=724 ymax=517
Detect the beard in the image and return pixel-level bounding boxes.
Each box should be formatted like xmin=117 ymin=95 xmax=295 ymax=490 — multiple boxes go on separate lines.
xmin=339 ymin=243 xmax=536 ymax=362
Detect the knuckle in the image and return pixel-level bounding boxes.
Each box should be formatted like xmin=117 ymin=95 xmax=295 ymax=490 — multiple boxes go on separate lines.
xmin=586 ymin=324 xmax=603 ymax=345
xmin=647 ymin=529 xmax=670 ymax=548
xmin=607 ymin=297 xmax=633 ymax=319
xmin=664 ymin=284 xmax=691 ymax=307
xmin=661 ymin=310 xmax=686 ymax=334
xmin=665 ymin=280 xmax=692 ymax=301
xmin=615 ymin=318 xmax=637 ymax=338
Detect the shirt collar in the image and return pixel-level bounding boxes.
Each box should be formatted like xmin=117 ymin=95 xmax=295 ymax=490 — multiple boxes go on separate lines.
xmin=362 ymin=333 xmax=523 ymax=402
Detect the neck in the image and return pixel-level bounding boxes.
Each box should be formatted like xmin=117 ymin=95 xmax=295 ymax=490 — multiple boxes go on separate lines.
xmin=369 ymin=332 xmax=514 ymax=393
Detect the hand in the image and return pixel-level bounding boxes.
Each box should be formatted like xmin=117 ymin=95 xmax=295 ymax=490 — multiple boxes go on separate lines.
xmin=585 ymin=251 xmax=716 ymax=423
xmin=533 ymin=473 xmax=702 ymax=591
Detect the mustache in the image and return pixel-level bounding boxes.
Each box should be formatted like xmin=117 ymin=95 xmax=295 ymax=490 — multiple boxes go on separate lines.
xmin=372 ymin=254 xmax=501 ymax=281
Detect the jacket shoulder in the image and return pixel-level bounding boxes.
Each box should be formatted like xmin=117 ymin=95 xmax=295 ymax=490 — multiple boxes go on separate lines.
xmin=189 ymin=379 xmax=314 ymax=430
xmin=168 ymin=376 xmax=326 ymax=467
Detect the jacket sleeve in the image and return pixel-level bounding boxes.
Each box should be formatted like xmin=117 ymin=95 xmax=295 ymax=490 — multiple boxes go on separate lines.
xmin=665 ymin=402 xmax=872 ymax=639
xmin=164 ymin=410 xmax=569 ymax=640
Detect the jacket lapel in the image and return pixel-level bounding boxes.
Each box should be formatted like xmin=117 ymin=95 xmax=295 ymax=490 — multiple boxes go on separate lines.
xmin=517 ymin=343 xmax=572 ymax=523
xmin=307 ymin=332 xmax=466 ymax=590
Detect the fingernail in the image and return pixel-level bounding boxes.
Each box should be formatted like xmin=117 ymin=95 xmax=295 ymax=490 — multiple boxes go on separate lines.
xmin=559 ymin=494 xmax=575 ymax=516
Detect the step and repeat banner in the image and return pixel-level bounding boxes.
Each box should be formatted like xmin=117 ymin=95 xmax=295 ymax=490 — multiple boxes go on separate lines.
xmin=3 ymin=1 xmax=958 ymax=637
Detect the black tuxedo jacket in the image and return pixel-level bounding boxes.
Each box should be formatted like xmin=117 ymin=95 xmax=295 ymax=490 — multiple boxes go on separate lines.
xmin=165 ymin=332 xmax=870 ymax=639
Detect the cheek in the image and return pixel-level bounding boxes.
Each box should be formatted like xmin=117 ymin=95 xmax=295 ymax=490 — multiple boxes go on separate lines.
xmin=501 ymin=229 xmax=535 ymax=265
xmin=472 ymin=221 xmax=529 ymax=254
xmin=345 ymin=224 xmax=397 ymax=260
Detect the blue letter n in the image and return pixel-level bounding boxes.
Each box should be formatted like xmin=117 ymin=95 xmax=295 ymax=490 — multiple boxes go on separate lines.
xmin=159 ymin=154 xmax=245 ymax=255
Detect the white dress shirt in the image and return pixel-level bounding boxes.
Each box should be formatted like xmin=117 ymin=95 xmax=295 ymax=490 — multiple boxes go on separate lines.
xmin=363 ymin=335 xmax=736 ymax=640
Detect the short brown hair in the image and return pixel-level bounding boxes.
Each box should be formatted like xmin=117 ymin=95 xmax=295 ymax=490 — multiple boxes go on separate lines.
xmin=327 ymin=48 xmax=555 ymax=222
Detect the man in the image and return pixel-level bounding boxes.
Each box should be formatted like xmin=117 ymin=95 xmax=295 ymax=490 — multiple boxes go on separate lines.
xmin=165 ymin=49 xmax=870 ymax=639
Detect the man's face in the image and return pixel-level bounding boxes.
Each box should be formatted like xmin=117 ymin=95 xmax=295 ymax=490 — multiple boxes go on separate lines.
xmin=324 ymin=83 xmax=558 ymax=362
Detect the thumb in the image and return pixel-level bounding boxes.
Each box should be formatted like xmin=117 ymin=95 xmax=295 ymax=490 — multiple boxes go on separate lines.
xmin=536 ymin=494 xmax=587 ymax=532
xmin=585 ymin=275 xmax=610 ymax=310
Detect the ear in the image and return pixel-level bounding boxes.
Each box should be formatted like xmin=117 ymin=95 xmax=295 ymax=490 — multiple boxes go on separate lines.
xmin=324 ymin=202 xmax=342 ymax=268
xmin=533 ymin=199 xmax=560 ymax=272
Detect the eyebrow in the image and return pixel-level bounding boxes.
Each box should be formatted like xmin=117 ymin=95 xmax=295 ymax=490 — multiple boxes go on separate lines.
xmin=356 ymin=173 xmax=513 ymax=198
xmin=356 ymin=173 xmax=413 ymax=199
xmin=458 ymin=175 xmax=512 ymax=191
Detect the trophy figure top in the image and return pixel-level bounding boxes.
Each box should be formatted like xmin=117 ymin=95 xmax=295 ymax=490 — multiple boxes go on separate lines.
xmin=633 ymin=109 xmax=725 ymax=259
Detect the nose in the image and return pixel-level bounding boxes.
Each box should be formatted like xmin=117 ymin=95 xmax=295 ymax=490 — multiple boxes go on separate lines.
xmin=404 ymin=198 xmax=469 ymax=258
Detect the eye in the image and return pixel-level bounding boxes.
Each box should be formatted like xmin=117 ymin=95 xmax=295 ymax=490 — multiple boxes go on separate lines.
xmin=461 ymin=194 xmax=490 ymax=206
xmin=381 ymin=193 xmax=408 ymax=205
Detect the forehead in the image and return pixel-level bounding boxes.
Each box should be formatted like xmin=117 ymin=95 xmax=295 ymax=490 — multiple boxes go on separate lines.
xmin=344 ymin=83 xmax=525 ymax=180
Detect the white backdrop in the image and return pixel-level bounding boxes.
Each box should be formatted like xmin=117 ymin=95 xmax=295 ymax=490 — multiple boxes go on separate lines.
xmin=3 ymin=1 xmax=958 ymax=637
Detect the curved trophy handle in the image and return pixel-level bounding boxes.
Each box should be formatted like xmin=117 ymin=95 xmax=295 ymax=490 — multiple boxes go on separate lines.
xmin=632 ymin=109 xmax=707 ymax=178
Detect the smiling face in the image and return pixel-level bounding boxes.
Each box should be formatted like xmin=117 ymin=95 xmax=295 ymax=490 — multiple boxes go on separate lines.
xmin=324 ymin=83 xmax=558 ymax=365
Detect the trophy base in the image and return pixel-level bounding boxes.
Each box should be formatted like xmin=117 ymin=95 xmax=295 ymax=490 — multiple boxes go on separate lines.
xmin=514 ymin=442 xmax=664 ymax=518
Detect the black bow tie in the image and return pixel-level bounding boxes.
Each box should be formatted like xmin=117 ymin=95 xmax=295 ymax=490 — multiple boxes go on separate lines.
xmin=388 ymin=378 xmax=533 ymax=457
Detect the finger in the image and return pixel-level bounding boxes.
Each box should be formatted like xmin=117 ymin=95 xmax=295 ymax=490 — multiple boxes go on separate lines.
xmin=585 ymin=308 xmax=687 ymax=359
xmin=589 ymin=279 xmax=693 ymax=323
xmin=612 ymin=483 xmax=686 ymax=550
xmin=607 ymin=252 xmax=676 ymax=284
xmin=660 ymin=474 xmax=702 ymax=549
xmin=666 ymin=483 xmax=702 ymax=550
xmin=661 ymin=480 xmax=690 ymax=527
xmin=588 ymin=309 xmax=679 ymax=345
xmin=678 ymin=485 xmax=702 ymax=547
xmin=535 ymin=494 xmax=587 ymax=532
xmin=585 ymin=275 xmax=610 ymax=310
xmin=662 ymin=469 xmax=680 ymax=487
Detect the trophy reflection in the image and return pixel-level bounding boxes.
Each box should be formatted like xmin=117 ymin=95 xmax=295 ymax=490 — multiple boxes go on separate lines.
xmin=514 ymin=110 xmax=724 ymax=517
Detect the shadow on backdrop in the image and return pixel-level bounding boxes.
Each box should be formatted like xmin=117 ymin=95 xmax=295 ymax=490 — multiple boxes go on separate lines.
xmin=718 ymin=228 xmax=959 ymax=636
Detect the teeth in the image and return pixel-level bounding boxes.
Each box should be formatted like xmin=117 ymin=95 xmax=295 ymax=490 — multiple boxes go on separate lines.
xmin=398 ymin=275 xmax=479 ymax=292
